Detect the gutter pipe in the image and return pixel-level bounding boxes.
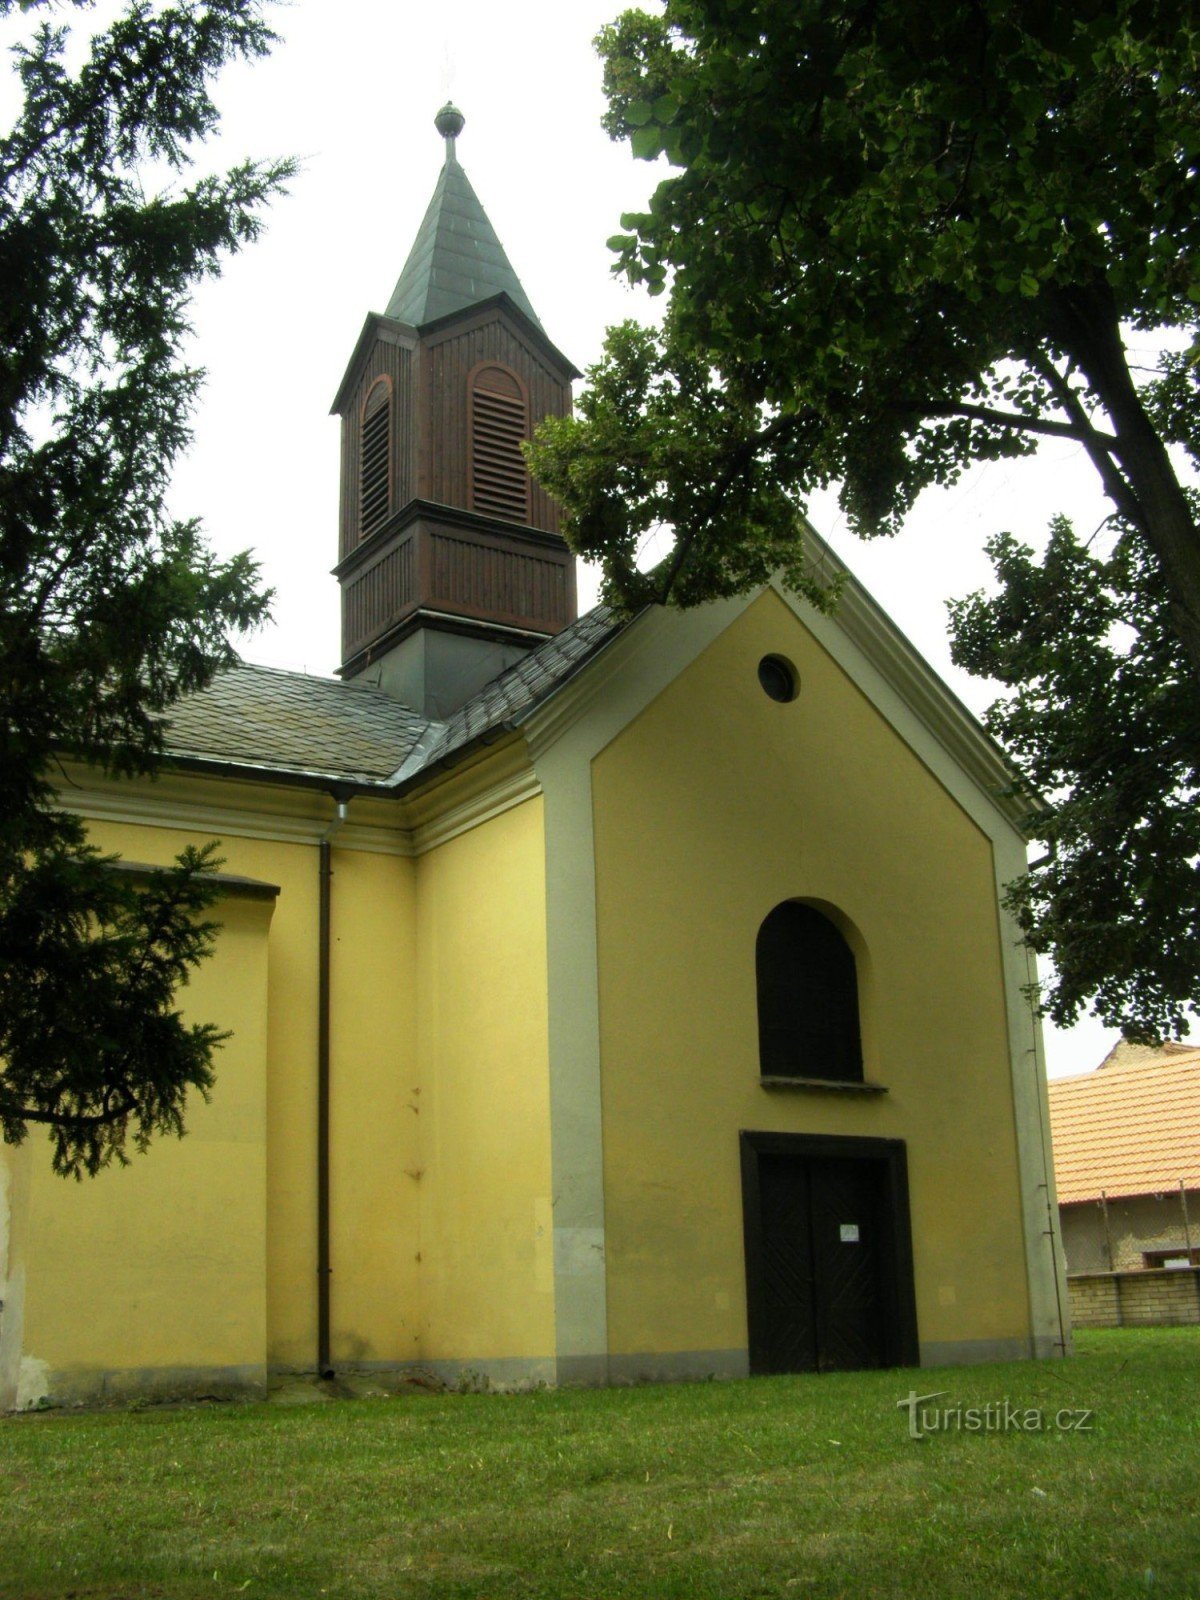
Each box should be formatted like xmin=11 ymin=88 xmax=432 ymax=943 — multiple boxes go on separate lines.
xmin=318 ymin=797 xmax=349 ymax=1379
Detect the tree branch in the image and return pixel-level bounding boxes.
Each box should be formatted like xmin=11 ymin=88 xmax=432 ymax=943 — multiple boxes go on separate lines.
xmin=1025 ymin=345 xmax=1145 ymax=528
xmin=921 ymin=399 xmax=1117 ymax=444
xmin=0 ymin=1092 xmax=138 ymax=1129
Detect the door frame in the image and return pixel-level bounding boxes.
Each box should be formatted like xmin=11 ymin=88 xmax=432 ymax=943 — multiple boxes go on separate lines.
xmin=739 ymin=1130 xmax=920 ymax=1372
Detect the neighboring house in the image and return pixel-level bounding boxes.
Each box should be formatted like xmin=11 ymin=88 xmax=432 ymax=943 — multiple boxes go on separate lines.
xmin=1049 ymin=1042 xmax=1200 ymax=1328
xmin=0 ymin=109 xmax=1068 ymax=1409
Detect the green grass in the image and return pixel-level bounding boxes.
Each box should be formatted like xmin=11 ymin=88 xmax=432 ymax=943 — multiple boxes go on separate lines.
xmin=1 ymin=1329 xmax=1198 ymax=1599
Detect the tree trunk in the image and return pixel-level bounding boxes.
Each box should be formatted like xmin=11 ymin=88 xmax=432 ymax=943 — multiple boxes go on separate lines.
xmin=1048 ymin=283 xmax=1200 ymax=684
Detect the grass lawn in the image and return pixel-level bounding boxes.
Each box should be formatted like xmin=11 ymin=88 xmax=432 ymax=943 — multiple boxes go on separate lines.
xmin=1 ymin=1328 xmax=1198 ymax=1600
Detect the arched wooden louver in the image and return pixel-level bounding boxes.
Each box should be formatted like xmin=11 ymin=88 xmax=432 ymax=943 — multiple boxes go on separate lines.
xmin=469 ymin=364 xmax=529 ymax=523
xmin=360 ymin=378 xmax=391 ymax=537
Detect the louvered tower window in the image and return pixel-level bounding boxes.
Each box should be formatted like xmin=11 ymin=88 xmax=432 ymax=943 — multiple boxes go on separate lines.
xmin=470 ymin=365 xmax=529 ymax=523
xmin=360 ymin=379 xmax=391 ymax=538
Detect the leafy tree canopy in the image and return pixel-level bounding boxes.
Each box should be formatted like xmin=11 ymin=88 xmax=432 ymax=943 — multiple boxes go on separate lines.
xmin=951 ymin=515 xmax=1200 ymax=1041
xmin=530 ymin=0 xmax=1200 ymax=663
xmin=528 ymin=0 xmax=1200 ymax=1041
xmin=0 ymin=0 xmax=289 ymax=1175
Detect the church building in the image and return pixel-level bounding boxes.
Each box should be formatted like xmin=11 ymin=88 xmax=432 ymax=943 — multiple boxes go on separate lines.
xmin=0 ymin=108 xmax=1068 ymax=1408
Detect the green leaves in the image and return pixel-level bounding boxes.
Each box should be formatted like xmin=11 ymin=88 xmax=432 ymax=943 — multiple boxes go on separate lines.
xmin=0 ymin=832 xmax=227 ymax=1178
xmin=627 ymin=92 xmax=681 ymax=161
xmin=631 ymin=124 xmax=664 ymax=161
xmin=0 ymin=1 xmax=288 ymax=1173
xmin=949 ymin=516 xmax=1200 ymax=1040
xmin=528 ymin=319 xmax=834 ymax=616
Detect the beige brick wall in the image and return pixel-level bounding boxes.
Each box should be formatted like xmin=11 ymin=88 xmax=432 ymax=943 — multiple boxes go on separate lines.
xmin=1068 ymin=1268 xmax=1200 ymax=1328
xmin=1069 ymin=1274 xmax=1121 ymax=1328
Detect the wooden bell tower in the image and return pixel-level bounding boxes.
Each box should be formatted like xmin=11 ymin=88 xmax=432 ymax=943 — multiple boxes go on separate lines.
xmin=330 ymin=104 xmax=580 ymax=717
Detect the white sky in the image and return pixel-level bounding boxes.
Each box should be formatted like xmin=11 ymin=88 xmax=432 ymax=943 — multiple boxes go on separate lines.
xmin=6 ymin=0 xmax=1139 ymax=1076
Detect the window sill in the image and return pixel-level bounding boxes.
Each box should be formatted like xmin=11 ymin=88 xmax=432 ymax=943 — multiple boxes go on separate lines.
xmin=759 ymin=1076 xmax=888 ymax=1096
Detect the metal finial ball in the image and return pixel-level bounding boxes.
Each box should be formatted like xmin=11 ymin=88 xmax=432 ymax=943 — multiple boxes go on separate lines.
xmin=435 ymin=102 xmax=465 ymax=141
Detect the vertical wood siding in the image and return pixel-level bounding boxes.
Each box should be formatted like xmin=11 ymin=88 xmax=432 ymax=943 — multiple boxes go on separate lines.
xmin=418 ymin=316 xmax=571 ymax=533
xmin=341 ymin=534 xmax=417 ymax=655
xmin=428 ymin=531 xmax=569 ymax=630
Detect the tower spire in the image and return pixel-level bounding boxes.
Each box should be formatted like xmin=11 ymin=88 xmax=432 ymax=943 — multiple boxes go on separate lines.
xmin=382 ymin=103 xmax=543 ymax=331
xmin=331 ymin=109 xmax=580 ymax=714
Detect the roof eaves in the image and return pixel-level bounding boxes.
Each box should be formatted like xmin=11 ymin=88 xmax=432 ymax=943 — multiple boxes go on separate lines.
xmin=383 ymin=718 xmax=524 ymax=800
xmin=106 ymin=858 xmax=281 ymax=901
xmin=385 ymin=608 xmax=629 ymax=790
xmin=383 ymin=717 xmax=453 ymax=787
xmin=329 ymin=312 xmax=418 ymax=417
xmin=415 ymin=292 xmax=581 ymax=380
xmin=161 ymin=750 xmax=391 ymax=798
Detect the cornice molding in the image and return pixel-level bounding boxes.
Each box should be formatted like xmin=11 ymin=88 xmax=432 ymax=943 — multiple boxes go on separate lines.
xmin=411 ymin=763 xmax=542 ymax=855
xmin=332 ymin=499 xmax=571 ymax=583
xmin=57 ymin=774 xmax=413 ymax=856
xmin=56 ymin=741 xmax=541 ymax=861
xmin=330 ymin=311 xmax=419 ymax=417
xmin=402 ymin=736 xmax=541 ymax=854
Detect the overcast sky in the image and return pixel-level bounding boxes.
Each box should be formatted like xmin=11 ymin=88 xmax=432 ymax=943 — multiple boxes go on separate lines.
xmin=6 ymin=0 xmax=1134 ymax=1075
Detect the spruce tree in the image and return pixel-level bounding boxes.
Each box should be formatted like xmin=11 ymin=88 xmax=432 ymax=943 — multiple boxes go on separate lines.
xmin=0 ymin=0 xmax=290 ymax=1175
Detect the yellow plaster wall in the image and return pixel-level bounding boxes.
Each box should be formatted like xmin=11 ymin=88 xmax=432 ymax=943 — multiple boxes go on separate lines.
xmin=326 ymin=843 xmax=420 ymax=1370
xmin=591 ymin=590 xmax=1031 ymax=1360
xmin=414 ymin=795 xmax=554 ymax=1366
xmin=12 ymin=889 xmax=273 ymax=1399
xmin=80 ymin=811 xmax=331 ymax=1371
xmin=17 ymin=796 xmax=419 ymax=1389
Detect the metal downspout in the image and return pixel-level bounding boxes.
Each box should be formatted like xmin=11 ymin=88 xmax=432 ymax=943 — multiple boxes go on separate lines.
xmin=318 ymin=799 xmax=349 ymax=1379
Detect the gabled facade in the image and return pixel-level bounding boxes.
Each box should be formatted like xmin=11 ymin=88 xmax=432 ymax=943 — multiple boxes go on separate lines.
xmin=0 ymin=112 xmax=1068 ymax=1409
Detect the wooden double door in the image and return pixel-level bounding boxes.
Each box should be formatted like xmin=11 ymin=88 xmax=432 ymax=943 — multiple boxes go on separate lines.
xmin=740 ymin=1133 xmax=919 ymax=1375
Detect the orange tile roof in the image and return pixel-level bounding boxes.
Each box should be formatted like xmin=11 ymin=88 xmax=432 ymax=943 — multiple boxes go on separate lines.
xmin=1048 ymin=1044 xmax=1200 ymax=1204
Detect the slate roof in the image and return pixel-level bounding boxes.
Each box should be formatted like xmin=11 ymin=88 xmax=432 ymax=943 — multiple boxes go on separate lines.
xmin=163 ymin=662 xmax=429 ymax=784
xmin=161 ymin=606 xmax=624 ymax=790
xmin=1048 ymin=1043 xmax=1200 ymax=1204
xmin=384 ymin=155 xmax=543 ymax=331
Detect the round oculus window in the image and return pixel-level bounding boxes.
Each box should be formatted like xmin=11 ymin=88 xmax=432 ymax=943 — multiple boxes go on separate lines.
xmin=758 ymin=654 xmax=799 ymax=703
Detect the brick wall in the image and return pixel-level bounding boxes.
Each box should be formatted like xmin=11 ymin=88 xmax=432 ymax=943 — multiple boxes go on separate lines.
xmin=1067 ymin=1267 xmax=1200 ymax=1329
xmin=1069 ymin=1274 xmax=1122 ymax=1328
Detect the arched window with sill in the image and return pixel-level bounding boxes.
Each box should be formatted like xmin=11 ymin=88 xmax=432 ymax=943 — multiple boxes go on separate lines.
xmin=359 ymin=377 xmax=392 ymax=539
xmin=756 ymin=902 xmax=863 ymax=1083
xmin=468 ymin=363 xmax=529 ymax=523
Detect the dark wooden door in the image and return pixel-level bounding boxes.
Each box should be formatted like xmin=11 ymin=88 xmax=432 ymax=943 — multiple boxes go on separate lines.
xmin=807 ymin=1158 xmax=887 ymax=1371
xmin=743 ymin=1136 xmax=917 ymax=1375
xmin=757 ymin=1152 xmax=821 ymax=1373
